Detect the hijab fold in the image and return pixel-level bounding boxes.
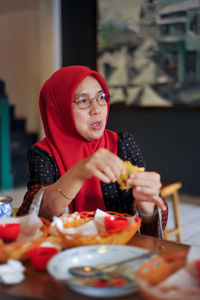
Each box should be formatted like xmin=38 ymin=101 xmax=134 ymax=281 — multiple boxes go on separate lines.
xmin=35 ymin=66 xmax=118 ymax=213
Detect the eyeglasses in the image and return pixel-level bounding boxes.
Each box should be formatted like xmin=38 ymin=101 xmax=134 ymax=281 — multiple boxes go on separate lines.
xmin=72 ymin=93 xmax=108 ymax=109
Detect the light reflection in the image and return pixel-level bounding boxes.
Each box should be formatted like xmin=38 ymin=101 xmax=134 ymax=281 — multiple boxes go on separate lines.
xmin=98 ymin=245 xmax=107 ymax=254
xmin=84 ymin=266 xmax=91 ymax=272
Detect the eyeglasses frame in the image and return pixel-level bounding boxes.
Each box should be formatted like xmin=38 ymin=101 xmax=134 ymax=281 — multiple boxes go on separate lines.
xmin=72 ymin=92 xmax=108 ymax=109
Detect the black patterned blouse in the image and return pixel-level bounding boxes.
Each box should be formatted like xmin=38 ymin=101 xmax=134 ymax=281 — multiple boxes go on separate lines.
xmin=17 ymin=132 xmax=168 ymax=237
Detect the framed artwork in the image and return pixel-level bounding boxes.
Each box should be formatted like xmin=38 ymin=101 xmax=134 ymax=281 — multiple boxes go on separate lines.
xmin=97 ymin=0 xmax=200 ymax=107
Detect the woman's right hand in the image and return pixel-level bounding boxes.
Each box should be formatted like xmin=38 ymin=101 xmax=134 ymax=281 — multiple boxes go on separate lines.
xmin=71 ymin=148 xmax=125 ymax=184
xmin=40 ymin=149 xmax=125 ymax=219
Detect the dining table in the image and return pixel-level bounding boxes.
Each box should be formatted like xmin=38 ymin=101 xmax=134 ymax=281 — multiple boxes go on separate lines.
xmin=0 ymin=233 xmax=190 ymax=300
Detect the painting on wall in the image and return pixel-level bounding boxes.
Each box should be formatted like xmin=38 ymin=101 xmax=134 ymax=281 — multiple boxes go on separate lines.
xmin=97 ymin=0 xmax=200 ymax=107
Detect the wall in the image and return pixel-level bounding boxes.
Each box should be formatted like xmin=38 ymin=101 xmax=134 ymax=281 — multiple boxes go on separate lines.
xmin=0 ymin=0 xmax=61 ymax=134
xmin=107 ymin=106 xmax=200 ymax=195
xmin=61 ymin=0 xmax=97 ymax=69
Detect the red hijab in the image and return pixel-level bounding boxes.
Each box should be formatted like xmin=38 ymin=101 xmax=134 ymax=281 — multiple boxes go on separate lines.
xmin=35 ymin=66 xmax=118 ymax=213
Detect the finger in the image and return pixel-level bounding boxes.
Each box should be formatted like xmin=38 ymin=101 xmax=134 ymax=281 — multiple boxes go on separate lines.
xmin=129 ymin=172 xmax=161 ymax=183
xmin=127 ymin=174 xmax=161 ymax=189
xmin=105 ymin=155 xmax=126 ymax=177
xmin=135 ymin=185 xmax=160 ymax=196
xmin=94 ymin=157 xmax=123 ymax=182
xmin=152 ymin=195 xmax=166 ymax=210
xmin=101 ymin=165 xmax=118 ymax=182
xmin=94 ymin=169 xmax=112 ymax=183
xmin=133 ymin=190 xmax=166 ymax=211
xmin=95 ymin=149 xmax=125 ymax=178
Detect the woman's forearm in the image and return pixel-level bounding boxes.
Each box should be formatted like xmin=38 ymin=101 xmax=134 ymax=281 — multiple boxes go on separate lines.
xmin=39 ymin=168 xmax=84 ymax=220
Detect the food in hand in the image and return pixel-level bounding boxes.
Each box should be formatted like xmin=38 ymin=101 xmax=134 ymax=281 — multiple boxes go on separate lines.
xmin=117 ymin=161 xmax=145 ymax=190
xmin=0 ymin=223 xmax=21 ymax=242
xmin=104 ymin=215 xmax=128 ymax=232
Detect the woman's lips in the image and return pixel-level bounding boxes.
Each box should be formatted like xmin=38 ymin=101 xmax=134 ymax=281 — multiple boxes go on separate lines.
xmin=91 ymin=121 xmax=103 ymax=131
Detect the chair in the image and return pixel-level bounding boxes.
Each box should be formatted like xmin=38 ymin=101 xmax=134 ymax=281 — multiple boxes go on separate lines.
xmin=161 ymin=182 xmax=183 ymax=242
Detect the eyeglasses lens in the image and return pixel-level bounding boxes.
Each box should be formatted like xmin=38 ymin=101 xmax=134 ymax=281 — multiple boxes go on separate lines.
xmin=73 ymin=93 xmax=107 ymax=109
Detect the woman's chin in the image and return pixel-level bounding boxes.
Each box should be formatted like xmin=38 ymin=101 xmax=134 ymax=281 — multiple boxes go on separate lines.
xmin=86 ymin=130 xmax=104 ymax=141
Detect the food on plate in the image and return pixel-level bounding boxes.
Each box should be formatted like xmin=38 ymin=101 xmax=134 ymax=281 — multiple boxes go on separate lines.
xmin=49 ymin=210 xmax=141 ymax=248
xmin=117 ymin=161 xmax=145 ymax=190
xmin=41 ymin=235 xmax=64 ymax=251
xmin=67 ymin=264 xmax=135 ymax=287
xmin=0 ymin=216 xmax=50 ymax=263
xmin=135 ymin=252 xmax=187 ymax=286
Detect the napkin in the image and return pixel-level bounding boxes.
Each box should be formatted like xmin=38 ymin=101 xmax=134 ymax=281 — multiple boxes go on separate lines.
xmin=0 ymin=213 xmax=44 ymax=242
xmin=0 ymin=260 xmax=25 ymax=284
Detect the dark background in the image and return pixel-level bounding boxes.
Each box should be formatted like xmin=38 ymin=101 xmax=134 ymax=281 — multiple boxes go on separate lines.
xmin=61 ymin=0 xmax=200 ymax=195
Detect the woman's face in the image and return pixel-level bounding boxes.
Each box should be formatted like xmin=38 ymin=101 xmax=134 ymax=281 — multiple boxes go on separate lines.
xmin=72 ymin=76 xmax=108 ymax=141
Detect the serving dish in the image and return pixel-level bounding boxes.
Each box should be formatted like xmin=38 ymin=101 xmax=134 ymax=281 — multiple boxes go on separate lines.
xmin=51 ymin=210 xmax=141 ymax=248
xmin=47 ymin=244 xmax=152 ymax=298
xmin=0 ymin=216 xmax=50 ymax=262
xmin=135 ymin=251 xmax=200 ymax=300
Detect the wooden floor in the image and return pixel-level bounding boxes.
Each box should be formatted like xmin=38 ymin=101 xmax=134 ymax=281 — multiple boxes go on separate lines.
xmin=1 ymin=187 xmax=200 ymax=246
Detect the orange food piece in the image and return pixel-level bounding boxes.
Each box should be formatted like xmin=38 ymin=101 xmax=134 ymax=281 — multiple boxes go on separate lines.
xmin=117 ymin=161 xmax=145 ymax=190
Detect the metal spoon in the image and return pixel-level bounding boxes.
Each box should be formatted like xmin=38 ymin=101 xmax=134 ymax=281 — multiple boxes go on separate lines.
xmin=68 ymin=250 xmax=157 ymax=277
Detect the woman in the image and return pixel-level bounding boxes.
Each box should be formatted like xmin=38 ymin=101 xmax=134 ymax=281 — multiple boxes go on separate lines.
xmin=17 ymin=65 xmax=168 ymax=237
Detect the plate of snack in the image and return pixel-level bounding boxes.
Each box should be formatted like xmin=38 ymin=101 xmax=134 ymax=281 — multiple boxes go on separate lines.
xmin=47 ymin=244 xmax=154 ymax=298
xmin=49 ymin=209 xmax=141 ymax=248
xmin=135 ymin=246 xmax=200 ymax=300
xmin=0 ymin=214 xmax=50 ymax=262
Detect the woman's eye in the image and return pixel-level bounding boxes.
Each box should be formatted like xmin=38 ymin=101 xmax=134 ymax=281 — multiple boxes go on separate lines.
xmin=99 ymin=93 xmax=106 ymax=100
xmin=79 ymin=98 xmax=87 ymax=103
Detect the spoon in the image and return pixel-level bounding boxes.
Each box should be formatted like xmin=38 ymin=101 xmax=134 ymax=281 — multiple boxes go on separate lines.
xmin=68 ymin=250 xmax=157 ymax=277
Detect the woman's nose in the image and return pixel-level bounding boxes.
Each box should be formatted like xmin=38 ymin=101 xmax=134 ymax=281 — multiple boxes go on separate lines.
xmin=89 ymin=102 xmax=101 ymax=115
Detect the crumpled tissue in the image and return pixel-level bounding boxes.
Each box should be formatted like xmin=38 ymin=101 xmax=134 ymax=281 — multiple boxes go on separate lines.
xmin=0 ymin=213 xmax=44 ymax=242
xmin=0 ymin=259 xmax=25 ymax=284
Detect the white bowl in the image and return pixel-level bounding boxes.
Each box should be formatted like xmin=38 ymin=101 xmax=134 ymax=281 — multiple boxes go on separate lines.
xmin=47 ymin=244 xmax=149 ymax=298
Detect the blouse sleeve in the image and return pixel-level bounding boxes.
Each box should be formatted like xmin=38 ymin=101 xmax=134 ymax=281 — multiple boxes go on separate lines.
xmin=17 ymin=146 xmax=59 ymax=216
xmin=117 ymin=132 xmax=168 ymax=238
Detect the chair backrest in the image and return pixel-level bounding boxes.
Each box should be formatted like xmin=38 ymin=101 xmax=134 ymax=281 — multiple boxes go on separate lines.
xmin=161 ymin=182 xmax=182 ymax=197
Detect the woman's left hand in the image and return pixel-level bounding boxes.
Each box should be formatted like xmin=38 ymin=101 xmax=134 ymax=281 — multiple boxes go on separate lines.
xmin=126 ymin=171 xmax=166 ymax=214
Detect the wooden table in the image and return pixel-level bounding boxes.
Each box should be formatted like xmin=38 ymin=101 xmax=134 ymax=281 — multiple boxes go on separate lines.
xmin=0 ymin=234 xmax=189 ymax=300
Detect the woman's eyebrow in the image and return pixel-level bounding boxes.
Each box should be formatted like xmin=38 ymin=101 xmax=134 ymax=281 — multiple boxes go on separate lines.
xmin=97 ymin=89 xmax=104 ymax=94
xmin=74 ymin=92 xmax=88 ymax=98
xmin=74 ymin=90 xmax=104 ymax=98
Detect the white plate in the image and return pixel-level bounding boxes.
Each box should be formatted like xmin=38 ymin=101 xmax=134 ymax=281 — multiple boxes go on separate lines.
xmin=47 ymin=244 xmax=151 ymax=298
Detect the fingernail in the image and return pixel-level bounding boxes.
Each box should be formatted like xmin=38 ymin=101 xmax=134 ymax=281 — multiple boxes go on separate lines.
xmin=130 ymin=173 xmax=135 ymax=179
xmin=122 ymin=168 xmax=126 ymax=174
